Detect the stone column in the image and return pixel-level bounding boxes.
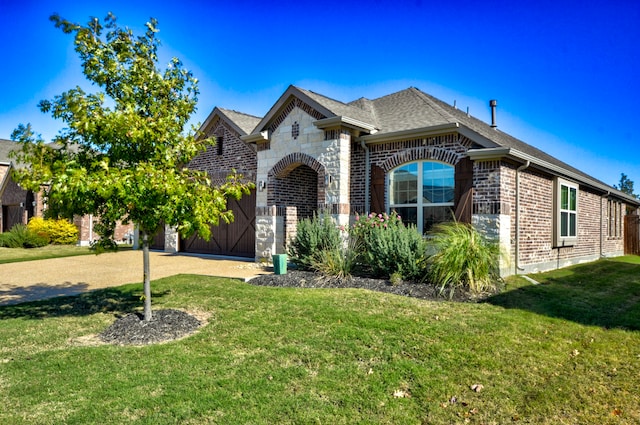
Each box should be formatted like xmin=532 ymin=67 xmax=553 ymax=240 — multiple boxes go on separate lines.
xmin=255 ymin=205 xmax=277 ymax=262
xmin=472 ymin=213 xmax=511 ymax=277
xmin=164 ymin=225 xmax=179 ymax=253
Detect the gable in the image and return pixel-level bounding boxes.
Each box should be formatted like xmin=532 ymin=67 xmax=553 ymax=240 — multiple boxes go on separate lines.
xmin=190 ymin=109 xmax=258 ymax=183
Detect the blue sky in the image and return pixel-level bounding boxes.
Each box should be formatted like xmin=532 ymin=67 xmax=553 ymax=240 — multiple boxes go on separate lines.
xmin=1 ymin=0 xmax=639 ymax=189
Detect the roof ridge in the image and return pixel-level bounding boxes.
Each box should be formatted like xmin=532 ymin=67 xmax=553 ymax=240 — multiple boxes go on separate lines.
xmin=218 ymin=107 xmax=262 ymax=120
xmin=293 ymin=86 xmax=349 ymax=107
xmin=409 ymin=87 xmax=458 ymax=123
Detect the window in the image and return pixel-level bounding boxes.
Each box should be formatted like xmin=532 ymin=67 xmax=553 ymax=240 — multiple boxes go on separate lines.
xmin=608 ymin=199 xmax=623 ymax=238
xmin=216 ymin=136 xmax=224 ymax=156
xmin=292 ymin=121 xmax=299 ymax=139
xmin=554 ymin=178 xmax=578 ymax=246
xmin=389 ymin=161 xmax=454 ymax=234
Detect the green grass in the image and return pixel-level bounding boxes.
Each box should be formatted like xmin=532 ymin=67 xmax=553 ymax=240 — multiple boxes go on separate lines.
xmin=0 ymin=257 xmax=639 ymax=424
xmin=0 ymin=245 xmax=132 ymax=264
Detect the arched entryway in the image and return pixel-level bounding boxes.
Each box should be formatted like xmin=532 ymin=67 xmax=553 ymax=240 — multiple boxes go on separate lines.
xmin=268 ymin=152 xmax=326 ymax=220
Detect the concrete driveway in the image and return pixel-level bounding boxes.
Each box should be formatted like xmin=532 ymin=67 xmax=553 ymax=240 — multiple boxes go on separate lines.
xmin=0 ymin=250 xmax=271 ymax=306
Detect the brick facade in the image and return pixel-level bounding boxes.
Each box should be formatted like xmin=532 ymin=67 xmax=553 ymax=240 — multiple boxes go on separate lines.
xmin=201 ymin=85 xmax=639 ymax=274
xmin=188 ymin=116 xmax=257 ymax=183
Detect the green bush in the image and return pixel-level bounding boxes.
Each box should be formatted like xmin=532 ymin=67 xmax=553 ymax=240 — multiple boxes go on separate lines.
xmin=352 ymin=212 xmax=428 ymax=281
xmin=426 ymin=221 xmax=500 ymax=297
xmin=27 ymin=217 xmax=79 ymax=245
xmin=310 ymin=236 xmax=361 ymax=279
xmin=287 ymin=214 xmax=342 ymax=271
xmin=0 ymin=224 xmax=49 ymax=248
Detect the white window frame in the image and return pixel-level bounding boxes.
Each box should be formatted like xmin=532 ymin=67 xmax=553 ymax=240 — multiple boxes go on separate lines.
xmin=388 ymin=160 xmax=454 ymax=234
xmin=554 ymin=177 xmax=578 ymax=247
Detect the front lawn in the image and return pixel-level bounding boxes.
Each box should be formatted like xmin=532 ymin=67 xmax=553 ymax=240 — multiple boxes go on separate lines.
xmin=0 ymin=257 xmax=638 ymax=424
xmin=0 ymin=245 xmax=131 ymax=264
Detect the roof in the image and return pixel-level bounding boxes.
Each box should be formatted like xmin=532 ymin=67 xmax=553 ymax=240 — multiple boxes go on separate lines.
xmin=232 ymin=86 xmax=639 ymax=206
xmin=217 ymin=108 xmax=261 ymax=135
xmin=198 ymin=107 xmax=261 ymax=140
xmin=0 ymin=139 xmax=17 ymax=164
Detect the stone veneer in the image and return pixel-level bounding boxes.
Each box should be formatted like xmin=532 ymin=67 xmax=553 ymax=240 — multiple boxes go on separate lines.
xmin=255 ymin=103 xmax=352 ymax=260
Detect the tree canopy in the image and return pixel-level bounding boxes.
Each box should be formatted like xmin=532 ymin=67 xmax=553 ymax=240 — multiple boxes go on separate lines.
xmin=11 ymin=14 xmax=252 ymax=320
xmin=615 ymin=173 xmax=638 ymax=199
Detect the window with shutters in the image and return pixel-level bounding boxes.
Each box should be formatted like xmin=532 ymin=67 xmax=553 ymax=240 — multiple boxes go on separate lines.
xmin=389 ymin=161 xmax=454 ymax=234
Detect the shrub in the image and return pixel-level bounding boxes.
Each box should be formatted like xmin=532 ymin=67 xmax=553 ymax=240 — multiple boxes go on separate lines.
xmin=310 ymin=236 xmax=361 ymax=279
xmin=352 ymin=212 xmax=428 ymax=281
xmin=0 ymin=224 xmax=49 ymax=248
xmin=287 ymin=214 xmax=342 ymax=271
xmin=27 ymin=217 xmax=79 ymax=245
xmin=426 ymin=221 xmax=500 ymax=298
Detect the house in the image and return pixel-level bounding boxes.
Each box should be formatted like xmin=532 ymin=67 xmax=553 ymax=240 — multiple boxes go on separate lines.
xmin=0 ymin=139 xmax=41 ymax=232
xmin=0 ymin=138 xmax=133 ymax=245
xmin=158 ymin=85 xmax=640 ymax=275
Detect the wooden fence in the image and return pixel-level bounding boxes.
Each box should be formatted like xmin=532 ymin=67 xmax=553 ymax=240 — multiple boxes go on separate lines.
xmin=625 ymin=214 xmax=640 ymax=255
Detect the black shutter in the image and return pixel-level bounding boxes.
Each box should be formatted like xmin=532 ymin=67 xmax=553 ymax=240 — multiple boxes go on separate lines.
xmin=454 ymin=157 xmax=473 ymax=223
xmin=370 ymin=164 xmax=385 ymax=213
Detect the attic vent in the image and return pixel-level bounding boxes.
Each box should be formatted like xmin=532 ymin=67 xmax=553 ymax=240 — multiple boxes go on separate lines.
xmin=292 ymin=121 xmax=300 ymax=139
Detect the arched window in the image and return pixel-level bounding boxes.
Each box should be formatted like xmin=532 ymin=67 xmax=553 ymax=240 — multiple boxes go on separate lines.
xmin=389 ymin=161 xmax=454 ymax=234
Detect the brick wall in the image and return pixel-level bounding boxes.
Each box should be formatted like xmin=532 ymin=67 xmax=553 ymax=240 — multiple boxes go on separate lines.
xmin=271 ymin=164 xmax=318 ymax=219
xmin=493 ymin=162 xmax=625 ymax=273
xmin=350 ymin=133 xmax=629 ymax=275
xmin=189 ymin=118 xmax=257 ymax=183
xmin=350 ymin=133 xmax=473 ymax=212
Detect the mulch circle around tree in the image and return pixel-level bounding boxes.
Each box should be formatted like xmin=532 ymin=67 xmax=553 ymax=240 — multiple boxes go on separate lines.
xmin=99 ymin=309 xmax=202 ymax=346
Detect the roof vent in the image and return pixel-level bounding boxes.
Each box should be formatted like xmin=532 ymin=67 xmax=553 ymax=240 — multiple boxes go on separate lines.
xmin=489 ymin=99 xmax=498 ymax=128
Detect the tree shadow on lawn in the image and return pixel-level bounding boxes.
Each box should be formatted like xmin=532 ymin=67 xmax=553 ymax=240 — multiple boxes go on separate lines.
xmin=0 ymin=284 xmax=170 ymax=320
xmin=485 ymin=260 xmax=640 ymax=331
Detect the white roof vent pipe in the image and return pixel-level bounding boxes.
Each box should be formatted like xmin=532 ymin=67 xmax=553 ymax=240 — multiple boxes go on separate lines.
xmin=489 ymin=99 xmax=498 ymax=128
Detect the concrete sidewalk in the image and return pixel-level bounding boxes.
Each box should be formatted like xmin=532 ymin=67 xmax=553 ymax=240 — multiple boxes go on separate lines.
xmin=0 ymin=250 xmax=271 ymax=306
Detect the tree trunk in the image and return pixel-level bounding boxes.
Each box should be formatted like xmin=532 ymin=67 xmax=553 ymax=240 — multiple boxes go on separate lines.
xmin=142 ymin=230 xmax=152 ymax=321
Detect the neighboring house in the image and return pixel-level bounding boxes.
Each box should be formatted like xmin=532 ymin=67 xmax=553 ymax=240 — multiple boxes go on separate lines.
xmin=0 ymin=138 xmax=133 ymax=245
xmin=157 ymin=85 xmax=640 ymax=275
xmin=0 ymin=139 xmax=41 ymax=232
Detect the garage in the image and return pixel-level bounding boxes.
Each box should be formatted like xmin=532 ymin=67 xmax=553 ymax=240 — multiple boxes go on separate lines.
xmin=180 ymin=190 xmax=256 ymax=258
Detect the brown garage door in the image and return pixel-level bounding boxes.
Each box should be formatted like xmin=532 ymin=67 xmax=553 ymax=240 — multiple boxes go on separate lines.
xmin=181 ymin=190 xmax=256 ymax=258
xmin=2 ymin=205 xmax=23 ymax=232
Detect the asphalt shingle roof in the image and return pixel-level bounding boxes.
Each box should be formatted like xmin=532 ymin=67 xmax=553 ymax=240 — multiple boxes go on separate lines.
xmin=297 ymin=86 xmax=608 ymax=189
xmin=217 ymin=108 xmax=261 ymax=135
xmin=0 ymin=139 xmax=18 ymax=163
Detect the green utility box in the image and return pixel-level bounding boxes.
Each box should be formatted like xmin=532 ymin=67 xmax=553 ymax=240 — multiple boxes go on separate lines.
xmin=272 ymin=254 xmax=288 ymax=275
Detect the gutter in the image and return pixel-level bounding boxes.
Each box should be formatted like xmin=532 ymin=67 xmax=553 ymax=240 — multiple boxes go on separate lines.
xmin=600 ymin=191 xmax=610 ymax=258
xmin=313 ymin=116 xmax=378 ymax=133
xmin=358 ymin=123 xmax=460 ymax=144
xmin=467 ymin=147 xmax=640 ymax=206
xmin=515 ymin=160 xmax=530 ymax=274
xmin=361 ymin=139 xmax=370 ymax=213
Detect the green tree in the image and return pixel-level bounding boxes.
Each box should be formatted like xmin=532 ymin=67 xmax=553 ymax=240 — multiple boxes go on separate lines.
xmin=615 ymin=173 xmax=638 ymax=198
xmin=10 ymin=14 xmax=252 ymax=321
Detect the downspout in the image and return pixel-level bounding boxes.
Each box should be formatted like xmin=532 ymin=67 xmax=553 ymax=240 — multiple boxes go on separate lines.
xmin=600 ymin=191 xmax=609 ymax=258
xmin=515 ymin=160 xmax=530 ymax=274
xmin=89 ymin=214 xmax=93 ymax=244
xmin=361 ymin=139 xmax=370 ymax=213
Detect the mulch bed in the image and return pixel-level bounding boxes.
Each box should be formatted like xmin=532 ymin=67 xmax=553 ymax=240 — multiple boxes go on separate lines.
xmin=248 ymin=270 xmax=486 ymax=303
xmin=99 ymin=270 xmax=491 ymax=345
